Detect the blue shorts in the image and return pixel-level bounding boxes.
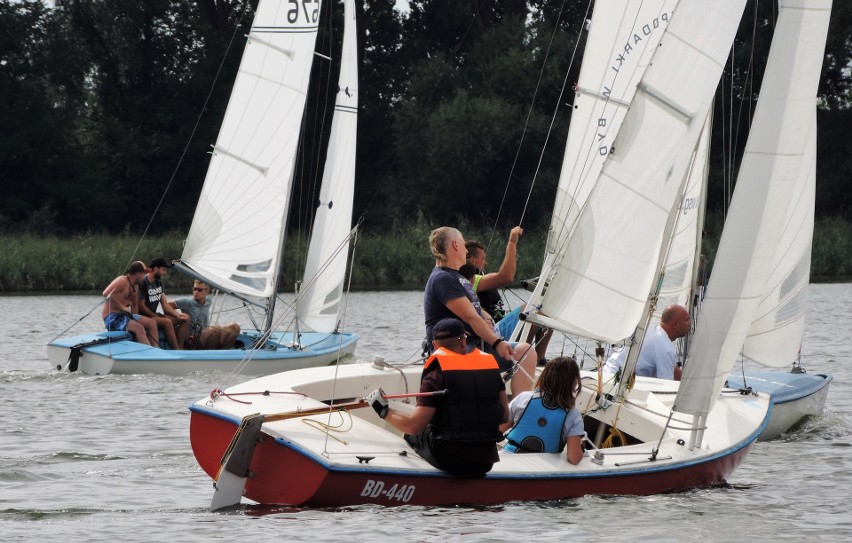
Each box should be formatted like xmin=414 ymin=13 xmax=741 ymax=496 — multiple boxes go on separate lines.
xmin=104 ymin=312 xmax=131 ymax=331
xmin=104 ymin=313 xmax=141 ymax=332
xmin=497 ymin=306 xmax=522 ymax=340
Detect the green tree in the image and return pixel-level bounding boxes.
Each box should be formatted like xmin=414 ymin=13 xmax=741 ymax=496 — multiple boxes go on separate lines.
xmin=0 ymin=0 xmax=90 ymax=233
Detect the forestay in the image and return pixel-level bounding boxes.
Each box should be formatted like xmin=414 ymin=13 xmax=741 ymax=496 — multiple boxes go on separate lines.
xmin=529 ymin=0 xmax=747 ymax=344
xmin=179 ymin=0 xmax=323 ymax=301
xmin=296 ymin=0 xmax=358 ymax=333
xmin=676 ymin=0 xmax=832 ymax=417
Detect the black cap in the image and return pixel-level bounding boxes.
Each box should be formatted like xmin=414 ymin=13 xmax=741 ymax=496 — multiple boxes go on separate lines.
xmin=433 ymin=318 xmax=465 ymax=340
xmin=149 ymin=257 xmax=173 ymax=269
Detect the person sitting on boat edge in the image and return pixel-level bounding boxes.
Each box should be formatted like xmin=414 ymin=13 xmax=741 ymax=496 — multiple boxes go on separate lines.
xmin=170 ymin=280 xmax=242 ymax=349
xmin=465 ymin=228 xmax=552 ymax=366
xmin=101 ymin=261 xmax=159 ymax=347
xmin=502 ymin=356 xmax=585 ymax=465
xmin=602 ymin=304 xmax=692 ymax=380
xmin=367 ymin=317 xmax=509 ymax=478
xmin=424 ymin=226 xmax=536 ymax=395
xmin=138 ymin=257 xmax=190 ymax=350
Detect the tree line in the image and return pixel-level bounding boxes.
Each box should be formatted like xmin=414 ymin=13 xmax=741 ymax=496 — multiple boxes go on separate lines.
xmin=1 ymin=0 xmax=850 ymax=239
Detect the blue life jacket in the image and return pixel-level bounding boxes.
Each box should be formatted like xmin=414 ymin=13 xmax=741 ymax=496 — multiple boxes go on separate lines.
xmin=504 ymin=393 xmax=568 ymax=453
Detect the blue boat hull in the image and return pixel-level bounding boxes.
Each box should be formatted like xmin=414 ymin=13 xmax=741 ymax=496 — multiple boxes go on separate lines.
xmin=47 ymin=329 xmax=358 ymax=376
xmin=726 ymin=370 xmax=832 ymax=440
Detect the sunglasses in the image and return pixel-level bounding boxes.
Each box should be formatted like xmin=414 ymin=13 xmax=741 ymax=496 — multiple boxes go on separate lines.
xmin=193 ymin=287 xmax=207 ymax=292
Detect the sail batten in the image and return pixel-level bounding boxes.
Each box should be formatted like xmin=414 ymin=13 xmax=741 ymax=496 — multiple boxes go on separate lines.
xmin=180 ymin=0 xmax=324 ymax=303
xmin=534 ymin=0 xmax=747 ymax=344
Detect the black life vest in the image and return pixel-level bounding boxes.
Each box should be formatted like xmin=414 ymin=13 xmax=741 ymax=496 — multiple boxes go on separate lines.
xmin=425 ymin=347 xmax=505 ymax=443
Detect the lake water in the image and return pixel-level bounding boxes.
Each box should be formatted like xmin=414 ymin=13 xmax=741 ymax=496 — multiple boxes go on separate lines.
xmin=1 ymin=285 xmax=850 ymax=541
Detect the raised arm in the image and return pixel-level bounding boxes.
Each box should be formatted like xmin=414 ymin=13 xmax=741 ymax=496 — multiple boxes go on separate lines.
xmin=476 ymin=226 xmax=523 ymax=291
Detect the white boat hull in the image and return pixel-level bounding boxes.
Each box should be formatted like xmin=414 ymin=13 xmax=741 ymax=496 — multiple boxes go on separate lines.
xmin=726 ymin=371 xmax=832 ymax=440
xmin=47 ymin=330 xmax=358 ymax=376
xmin=189 ymin=362 xmax=771 ymax=507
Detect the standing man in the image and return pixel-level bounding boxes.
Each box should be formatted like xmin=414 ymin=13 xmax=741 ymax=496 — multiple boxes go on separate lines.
xmin=367 ymin=318 xmax=509 ymax=477
xmin=138 ymin=257 xmax=189 ymax=350
xmin=603 ymin=304 xmax=692 ymax=380
xmin=101 ymin=261 xmax=159 ymax=347
xmin=171 ymin=280 xmax=241 ymax=349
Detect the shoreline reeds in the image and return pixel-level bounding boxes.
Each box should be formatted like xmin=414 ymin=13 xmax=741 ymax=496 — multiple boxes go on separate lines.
xmin=1 ymin=216 xmax=849 ymax=294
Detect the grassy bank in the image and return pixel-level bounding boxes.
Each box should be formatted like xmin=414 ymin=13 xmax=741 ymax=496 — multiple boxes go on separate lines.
xmin=1 ymin=216 xmax=849 ymax=294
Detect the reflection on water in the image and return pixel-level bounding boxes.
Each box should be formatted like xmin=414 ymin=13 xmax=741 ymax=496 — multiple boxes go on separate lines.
xmin=0 ymin=285 xmax=850 ymax=541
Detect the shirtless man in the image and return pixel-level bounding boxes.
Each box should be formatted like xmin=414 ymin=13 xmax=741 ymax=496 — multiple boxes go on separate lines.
xmin=101 ymin=261 xmax=159 ymax=346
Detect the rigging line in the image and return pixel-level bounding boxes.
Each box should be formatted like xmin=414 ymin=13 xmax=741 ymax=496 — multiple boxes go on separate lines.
xmin=547 ymin=0 xmax=667 ymax=255
xmin=485 ymin=0 xmax=573 ymax=252
xmin=453 ymin=0 xmax=491 ymax=56
xmin=729 ymin=0 xmax=760 ymax=205
xmin=293 ymin=18 xmax=333 ymax=279
xmin=126 ymin=0 xmax=252 ymax=273
xmin=303 ymin=0 xmax=338 ymax=252
xmin=353 ymin=1 xmax=494 ymax=226
xmin=517 ymin=0 xmax=594 ymax=227
xmin=51 ymin=297 xmax=105 ymax=341
xmin=322 ymin=220 xmax=362 ymax=454
xmin=215 ymin=226 xmax=360 ymax=390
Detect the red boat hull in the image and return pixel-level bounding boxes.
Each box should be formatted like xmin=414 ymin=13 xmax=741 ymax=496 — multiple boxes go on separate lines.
xmin=190 ymin=409 xmax=755 ymax=508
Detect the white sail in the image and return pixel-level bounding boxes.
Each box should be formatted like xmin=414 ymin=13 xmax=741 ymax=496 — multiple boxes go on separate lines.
xmin=528 ymin=0 xmax=747 ymax=344
xmin=739 ymin=122 xmax=815 ymax=367
xmin=676 ymin=0 xmax=832 ymax=417
xmin=547 ymin=0 xmax=678 ymax=256
xmin=522 ymin=0 xmax=676 ymax=342
xmin=654 ymin=114 xmax=710 ymax=319
xmin=296 ymin=0 xmax=358 ymax=333
xmin=179 ymin=1 xmax=323 ymax=301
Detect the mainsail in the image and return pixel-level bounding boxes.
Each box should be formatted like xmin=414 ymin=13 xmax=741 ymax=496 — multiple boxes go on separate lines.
xmin=296 ymin=0 xmax=358 ymax=333
xmin=528 ymin=0 xmax=747 ymax=344
xmin=676 ymin=0 xmax=832 ymax=417
xmin=178 ymin=1 xmax=323 ymax=303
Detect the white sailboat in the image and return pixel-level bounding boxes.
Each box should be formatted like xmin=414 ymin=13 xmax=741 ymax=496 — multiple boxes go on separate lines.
xmin=188 ymin=0 xmax=779 ymax=509
xmin=672 ymin=1 xmax=833 ymax=439
xmin=677 ymin=0 xmax=833 ymax=433
xmin=541 ymin=0 xmax=831 ymax=440
xmin=47 ymin=0 xmax=359 ymax=376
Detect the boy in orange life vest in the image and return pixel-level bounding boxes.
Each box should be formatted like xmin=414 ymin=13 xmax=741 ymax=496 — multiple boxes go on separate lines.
xmin=367 ymin=318 xmax=509 ymax=477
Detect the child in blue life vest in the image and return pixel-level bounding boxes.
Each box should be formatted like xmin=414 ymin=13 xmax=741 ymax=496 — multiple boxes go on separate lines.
xmin=502 ymin=356 xmax=585 ymax=464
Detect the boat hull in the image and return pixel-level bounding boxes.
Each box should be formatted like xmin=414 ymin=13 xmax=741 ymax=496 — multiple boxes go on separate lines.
xmin=189 ymin=363 xmax=771 ymax=508
xmin=726 ymin=371 xmax=832 ymax=440
xmin=190 ymin=409 xmax=756 ymax=507
xmin=47 ymin=330 xmax=358 ymax=376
